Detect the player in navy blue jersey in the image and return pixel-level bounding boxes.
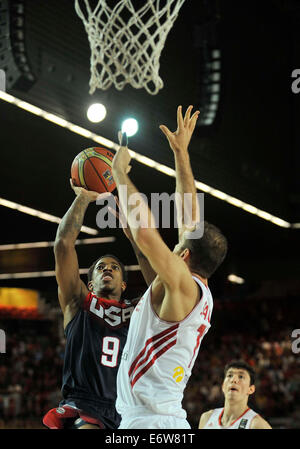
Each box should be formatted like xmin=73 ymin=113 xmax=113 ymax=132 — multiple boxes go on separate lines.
xmin=43 ymin=181 xmax=155 ymax=429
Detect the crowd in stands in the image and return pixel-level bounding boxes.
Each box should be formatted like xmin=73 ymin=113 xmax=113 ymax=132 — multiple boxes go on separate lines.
xmin=183 ymin=331 xmax=300 ymax=428
xmin=0 ymin=321 xmax=64 ymax=429
xmin=183 ymin=296 xmax=300 ymax=428
xmin=0 ymin=295 xmax=299 ymax=429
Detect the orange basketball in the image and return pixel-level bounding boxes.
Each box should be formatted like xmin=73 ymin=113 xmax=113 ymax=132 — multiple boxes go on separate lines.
xmin=71 ymin=147 xmax=116 ymax=194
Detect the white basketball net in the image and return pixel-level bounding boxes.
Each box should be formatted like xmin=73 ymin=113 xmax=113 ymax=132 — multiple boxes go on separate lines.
xmin=75 ymin=0 xmax=186 ymax=95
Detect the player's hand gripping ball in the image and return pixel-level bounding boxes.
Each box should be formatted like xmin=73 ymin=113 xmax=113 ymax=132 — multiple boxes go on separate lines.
xmin=71 ymin=147 xmax=116 ymax=194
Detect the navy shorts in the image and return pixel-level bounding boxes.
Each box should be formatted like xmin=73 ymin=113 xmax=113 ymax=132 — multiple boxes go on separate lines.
xmin=59 ymin=396 xmax=121 ymax=429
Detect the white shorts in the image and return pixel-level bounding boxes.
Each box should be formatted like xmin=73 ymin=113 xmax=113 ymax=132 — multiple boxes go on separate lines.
xmin=118 ymin=413 xmax=191 ymax=429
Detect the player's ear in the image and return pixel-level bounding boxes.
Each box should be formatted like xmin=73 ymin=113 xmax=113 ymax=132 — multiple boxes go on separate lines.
xmin=221 ymin=380 xmax=226 ymax=395
xmin=121 ymin=281 xmax=127 ymax=292
xmin=248 ymin=384 xmax=255 ymax=396
xmin=180 ymin=248 xmax=190 ymax=261
xmin=88 ymin=281 xmax=93 ymax=292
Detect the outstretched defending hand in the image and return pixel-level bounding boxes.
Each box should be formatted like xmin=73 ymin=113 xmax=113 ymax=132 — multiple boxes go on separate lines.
xmin=69 ymin=178 xmax=102 ymax=202
xmin=159 ymin=105 xmax=200 ymax=153
xmin=112 ymin=146 xmax=132 ymax=175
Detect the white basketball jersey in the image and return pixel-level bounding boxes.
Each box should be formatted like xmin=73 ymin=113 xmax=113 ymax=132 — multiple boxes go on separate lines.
xmin=116 ymin=276 xmax=213 ymax=419
xmin=204 ymin=407 xmax=258 ymax=429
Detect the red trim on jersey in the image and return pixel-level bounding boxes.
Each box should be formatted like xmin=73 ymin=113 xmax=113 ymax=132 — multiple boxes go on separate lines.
xmin=218 ymin=407 xmax=250 ymax=427
xmin=188 ymin=323 xmax=207 ymax=368
xmin=128 ymin=323 xmax=179 ymax=377
xmin=200 ymin=281 xmax=209 ymax=290
xmin=83 ymin=292 xmax=134 ymax=329
xmin=131 ymin=338 xmax=177 ymax=388
xmin=83 ymin=292 xmax=128 ymax=309
xmin=130 ymin=329 xmax=178 ymax=378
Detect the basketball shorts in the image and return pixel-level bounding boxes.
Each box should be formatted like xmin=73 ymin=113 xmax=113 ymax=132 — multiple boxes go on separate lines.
xmin=43 ymin=396 xmax=120 ymax=429
xmin=43 ymin=404 xmax=105 ymax=429
xmin=118 ymin=407 xmax=191 ymax=429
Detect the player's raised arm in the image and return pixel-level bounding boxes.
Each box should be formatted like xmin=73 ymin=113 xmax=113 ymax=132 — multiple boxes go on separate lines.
xmin=108 ymin=195 xmax=157 ymax=287
xmin=112 ymin=146 xmax=199 ymax=321
xmin=160 ymin=105 xmax=200 ymax=242
xmin=54 ymin=181 xmax=99 ymax=325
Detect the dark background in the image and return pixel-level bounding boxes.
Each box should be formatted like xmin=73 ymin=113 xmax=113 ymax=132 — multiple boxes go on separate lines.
xmin=0 ymin=0 xmax=300 ymax=430
xmin=0 ymin=0 xmax=300 ymax=303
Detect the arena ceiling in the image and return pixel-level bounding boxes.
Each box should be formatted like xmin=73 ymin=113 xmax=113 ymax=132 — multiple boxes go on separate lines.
xmin=0 ymin=0 xmax=300 ymax=302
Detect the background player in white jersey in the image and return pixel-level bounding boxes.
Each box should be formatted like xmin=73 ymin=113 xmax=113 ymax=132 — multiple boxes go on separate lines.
xmin=112 ymin=105 xmax=228 ymax=429
xmin=198 ymin=360 xmax=272 ymax=429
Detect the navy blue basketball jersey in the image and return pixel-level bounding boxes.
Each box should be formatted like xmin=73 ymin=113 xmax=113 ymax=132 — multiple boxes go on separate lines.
xmin=61 ymin=292 xmax=135 ymax=422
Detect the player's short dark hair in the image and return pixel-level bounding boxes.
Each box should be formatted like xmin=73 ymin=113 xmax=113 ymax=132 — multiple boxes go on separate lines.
xmin=183 ymin=221 xmax=227 ymax=278
xmin=87 ymin=254 xmax=128 ymax=283
xmin=224 ymin=360 xmax=256 ymax=386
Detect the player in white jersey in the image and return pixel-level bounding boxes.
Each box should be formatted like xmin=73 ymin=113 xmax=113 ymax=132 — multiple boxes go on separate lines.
xmin=112 ymin=106 xmax=228 ymax=428
xmin=198 ymin=360 xmax=272 ymax=429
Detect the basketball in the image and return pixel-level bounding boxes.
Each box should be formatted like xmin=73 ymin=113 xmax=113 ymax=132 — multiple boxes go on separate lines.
xmin=71 ymin=147 xmax=116 ymax=194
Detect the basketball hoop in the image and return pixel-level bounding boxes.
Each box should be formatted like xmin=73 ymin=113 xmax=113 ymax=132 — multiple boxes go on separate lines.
xmin=74 ymin=0 xmax=186 ymax=95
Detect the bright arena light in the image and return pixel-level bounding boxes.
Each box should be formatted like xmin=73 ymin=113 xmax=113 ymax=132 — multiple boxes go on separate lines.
xmin=0 ymin=265 xmax=141 ymax=279
xmin=0 ymin=90 xmax=299 ymax=229
xmin=87 ymin=103 xmax=107 ymax=123
xmin=121 ymin=118 xmax=138 ymax=137
xmin=228 ymin=274 xmax=245 ymax=285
